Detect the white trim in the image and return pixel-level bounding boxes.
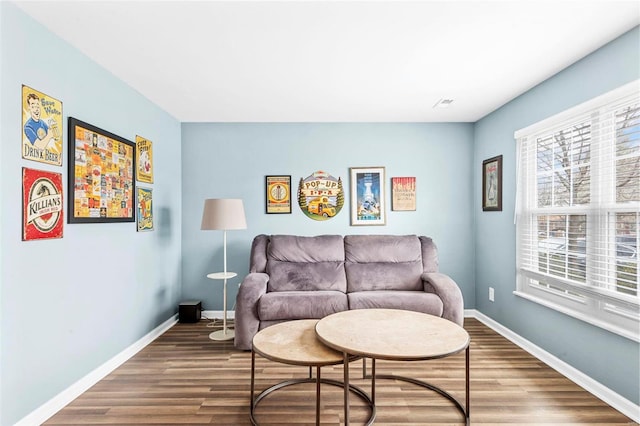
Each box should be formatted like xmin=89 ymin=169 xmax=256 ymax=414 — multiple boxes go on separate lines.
xmin=514 ymin=290 xmax=639 ymax=342
xmin=14 ymin=315 xmax=178 ymax=426
xmin=202 ymin=310 xmax=235 ymax=320
xmin=465 ymin=309 xmax=640 ymax=423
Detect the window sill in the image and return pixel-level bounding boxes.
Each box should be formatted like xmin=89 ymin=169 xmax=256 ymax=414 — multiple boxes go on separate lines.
xmin=513 ymin=290 xmax=639 ymax=342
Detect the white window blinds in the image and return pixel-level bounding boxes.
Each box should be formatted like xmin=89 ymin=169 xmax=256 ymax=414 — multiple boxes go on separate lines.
xmin=515 ymin=81 xmax=639 ymax=341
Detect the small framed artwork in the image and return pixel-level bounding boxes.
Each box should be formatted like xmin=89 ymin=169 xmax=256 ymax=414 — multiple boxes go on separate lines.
xmin=68 ymin=117 xmax=135 ymax=223
xmin=22 ymin=167 xmax=64 ymax=241
xmin=265 ymin=175 xmax=291 ymax=214
xmin=482 ymin=155 xmax=502 ymax=211
xmin=391 ymin=177 xmax=416 ymax=211
xmin=135 ymin=135 xmax=153 ymax=183
xmin=350 ymin=166 xmax=386 ymax=226
xmin=137 ymin=187 xmax=153 ymax=232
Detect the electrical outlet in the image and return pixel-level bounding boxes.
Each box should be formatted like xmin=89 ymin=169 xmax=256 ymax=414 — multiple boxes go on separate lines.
xmin=489 ymin=287 xmax=495 ymax=302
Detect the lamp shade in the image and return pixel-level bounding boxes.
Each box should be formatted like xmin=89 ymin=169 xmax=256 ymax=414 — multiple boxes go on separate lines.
xmin=201 ymin=198 xmax=247 ymax=230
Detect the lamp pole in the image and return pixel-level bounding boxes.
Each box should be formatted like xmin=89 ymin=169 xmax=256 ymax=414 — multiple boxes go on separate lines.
xmin=222 ymin=229 xmax=228 ymax=336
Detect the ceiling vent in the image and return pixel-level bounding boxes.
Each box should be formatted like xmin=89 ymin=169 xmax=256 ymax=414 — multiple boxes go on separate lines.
xmin=433 ymin=98 xmax=454 ymax=108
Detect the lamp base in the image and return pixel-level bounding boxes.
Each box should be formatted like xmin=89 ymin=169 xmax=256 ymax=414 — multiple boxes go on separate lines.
xmin=209 ymin=329 xmax=235 ymax=341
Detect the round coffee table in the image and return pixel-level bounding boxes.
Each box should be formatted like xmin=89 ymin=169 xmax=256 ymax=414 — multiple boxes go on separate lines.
xmin=315 ymin=309 xmax=470 ymax=425
xmin=251 ymin=319 xmax=374 ymax=426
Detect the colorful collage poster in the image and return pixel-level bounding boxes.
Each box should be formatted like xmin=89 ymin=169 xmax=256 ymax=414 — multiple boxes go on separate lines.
xmin=22 ymin=85 xmax=63 ymax=166
xmin=22 ymin=167 xmax=64 ymax=241
xmin=69 ymin=118 xmax=135 ymax=222
xmin=391 ymin=177 xmax=416 ymax=211
xmin=135 ymin=135 xmax=154 ymax=183
xmin=137 ymin=187 xmax=153 ymax=232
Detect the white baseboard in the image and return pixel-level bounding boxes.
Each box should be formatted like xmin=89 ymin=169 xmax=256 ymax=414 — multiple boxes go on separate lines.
xmin=465 ymin=309 xmax=640 ymax=423
xmin=202 ymin=310 xmax=234 ymax=320
xmin=14 ymin=315 xmax=178 ymax=426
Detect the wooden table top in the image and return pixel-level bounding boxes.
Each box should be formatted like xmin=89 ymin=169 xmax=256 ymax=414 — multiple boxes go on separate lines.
xmin=252 ymin=319 xmax=345 ymax=366
xmin=315 ymin=309 xmax=470 ymax=360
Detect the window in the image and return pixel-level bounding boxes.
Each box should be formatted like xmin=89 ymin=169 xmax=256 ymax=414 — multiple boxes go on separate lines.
xmin=515 ymin=81 xmax=639 ymax=341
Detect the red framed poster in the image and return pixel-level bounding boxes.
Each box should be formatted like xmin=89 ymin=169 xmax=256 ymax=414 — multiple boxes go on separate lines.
xmin=22 ymin=167 xmax=63 ymax=241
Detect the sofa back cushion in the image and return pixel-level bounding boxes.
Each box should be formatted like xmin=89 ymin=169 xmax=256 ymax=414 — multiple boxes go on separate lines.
xmin=249 ymin=234 xmax=270 ymax=273
xmin=345 ymin=235 xmax=423 ymax=292
xmin=266 ymin=235 xmax=347 ymax=292
xmin=419 ymin=236 xmax=439 ymax=273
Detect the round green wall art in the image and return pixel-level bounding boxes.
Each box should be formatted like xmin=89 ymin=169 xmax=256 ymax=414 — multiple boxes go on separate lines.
xmin=297 ymin=170 xmax=344 ymax=221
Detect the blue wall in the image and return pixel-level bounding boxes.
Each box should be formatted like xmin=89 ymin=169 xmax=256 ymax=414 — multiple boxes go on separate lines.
xmin=474 ymin=26 xmax=640 ymax=405
xmin=181 ymin=123 xmax=476 ymax=312
xmin=0 ymin=3 xmax=183 ymax=425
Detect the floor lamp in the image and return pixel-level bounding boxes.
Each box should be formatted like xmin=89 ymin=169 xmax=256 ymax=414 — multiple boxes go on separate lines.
xmin=201 ymin=198 xmax=247 ymax=341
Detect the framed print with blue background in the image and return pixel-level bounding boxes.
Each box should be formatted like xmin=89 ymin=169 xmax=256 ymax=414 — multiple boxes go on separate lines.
xmin=350 ymin=166 xmax=386 ymax=226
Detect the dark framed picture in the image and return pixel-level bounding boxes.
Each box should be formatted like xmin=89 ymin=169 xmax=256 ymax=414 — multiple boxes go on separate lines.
xmin=350 ymin=166 xmax=386 ymax=225
xmin=265 ymin=175 xmax=291 ymax=214
xmin=68 ymin=117 xmax=135 ymax=223
xmin=482 ymin=155 xmax=502 ymax=211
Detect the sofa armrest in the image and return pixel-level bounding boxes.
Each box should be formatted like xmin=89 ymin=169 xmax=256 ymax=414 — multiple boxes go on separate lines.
xmin=234 ymin=272 xmax=269 ymax=350
xmin=421 ymin=272 xmax=464 ymax=326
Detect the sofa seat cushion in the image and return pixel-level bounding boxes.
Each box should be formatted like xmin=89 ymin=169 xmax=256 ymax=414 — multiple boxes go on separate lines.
xmin=348 ymin=291 xmax=444 ymax=316
xmin=345 ymin=235 xmax=424 ymax=292
xmin=258 ymin=290 xmax=348 ymax=321
xmin=267 ymin=235 xmax=347 ymax=292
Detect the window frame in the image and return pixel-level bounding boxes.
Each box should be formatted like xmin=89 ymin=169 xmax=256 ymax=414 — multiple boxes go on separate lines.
xmin=514 ymin=80 xmax=639 ymax=342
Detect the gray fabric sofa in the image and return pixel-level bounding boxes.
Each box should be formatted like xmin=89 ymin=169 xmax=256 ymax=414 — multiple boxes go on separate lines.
xmin=234 ymin=234 xmax=464 ymax=350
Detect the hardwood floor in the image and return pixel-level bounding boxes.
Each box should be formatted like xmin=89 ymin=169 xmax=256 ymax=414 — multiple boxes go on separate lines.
xmin=44 ymin=318 xmax=637 ymax=425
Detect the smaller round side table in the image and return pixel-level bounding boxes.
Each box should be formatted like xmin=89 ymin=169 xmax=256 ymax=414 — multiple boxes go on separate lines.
xmin=251 ymin=319 xmax=374 ymax=426
xmin=207 ymin=271 xmax=236 ymax=341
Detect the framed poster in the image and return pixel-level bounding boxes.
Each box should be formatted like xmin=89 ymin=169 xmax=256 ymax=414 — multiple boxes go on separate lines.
xmin=68 ymin=117 xmax=135 ymax=223
xmin=137 ymin=187 xmax=154 ymax=231
xmin=297 ymin=170 xmax=344 ymax=221
xmin=265 ymin=175 xmax=291 ymax=214
xmin=350 ymin=166 xmax=386 ymax=226
xmin=135 ymin=135 xmax=154 ymax=183
xmin=22 ymin=167 xmax=63 ymax=241
xmin=482 ymin=155 xmax=503 ymax=211
xmin=22 ymin=85 xmax=63 ymax=166
xmin=391 ymin=177 xmax=416 ymax=211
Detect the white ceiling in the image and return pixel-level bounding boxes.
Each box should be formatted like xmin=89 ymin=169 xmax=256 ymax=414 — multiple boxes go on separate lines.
xmin=15 ymin=1 xmax=640 ymax=122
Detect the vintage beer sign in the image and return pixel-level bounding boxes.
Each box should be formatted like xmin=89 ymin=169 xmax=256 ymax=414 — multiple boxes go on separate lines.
xmin=297 ymin=170 xmax=344 ymax=221
xmin=266 ymin=175 xmax=291 ymax=214
xmin=136 ymin=187 xmax=153 ymax=232
xmin=135 ymin=135 xmax=153 ymax=183
xmin=22 ymin=167 xmax=63 ymax=241
xmin=22 ymin=85 xmax=63 ymax=166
